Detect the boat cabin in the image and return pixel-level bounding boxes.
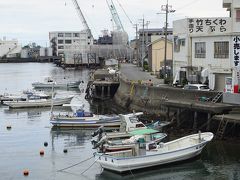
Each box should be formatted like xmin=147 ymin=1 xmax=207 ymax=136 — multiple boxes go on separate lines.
xmin=119 ymin=112 xmax=145 ymax=132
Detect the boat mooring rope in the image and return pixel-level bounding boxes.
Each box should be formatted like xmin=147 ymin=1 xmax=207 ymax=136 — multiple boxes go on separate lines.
xmin=81 ymin=158 xmax=99 ymax=174
xmin=57 ymin=155 xmax=94 ymax=172
xmin=80 ymin=153 xmax=105 ymax=174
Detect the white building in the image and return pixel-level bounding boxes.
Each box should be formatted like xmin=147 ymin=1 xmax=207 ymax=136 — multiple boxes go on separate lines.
xmin=0 ymin=38 xmax=21 ymax=58
xmin=173 ymin=0 xmax=240 ymax=92
xmin=49 ymin=30 xmax=93 ymax=65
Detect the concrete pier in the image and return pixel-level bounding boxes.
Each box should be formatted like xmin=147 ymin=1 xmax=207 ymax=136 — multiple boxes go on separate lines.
xmin=113 ymin=70 xmax=239 ymax=138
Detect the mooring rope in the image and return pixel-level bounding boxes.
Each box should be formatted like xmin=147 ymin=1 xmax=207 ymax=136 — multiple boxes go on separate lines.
xmin=80 ymin=153 xmax=104 ymax=174
xmin=81 ymin=158 xmax=98 ymax=174
xmin=57 ymin=155 xmax=94 ymax=172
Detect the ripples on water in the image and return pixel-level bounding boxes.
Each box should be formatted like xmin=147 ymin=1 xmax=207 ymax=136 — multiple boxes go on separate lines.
xmin=0 ymin=63 xmax=240 ymax=180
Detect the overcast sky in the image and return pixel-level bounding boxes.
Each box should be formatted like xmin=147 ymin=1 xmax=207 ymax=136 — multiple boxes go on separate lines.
xmin=0 ymin=0 xmax=229 ymax=46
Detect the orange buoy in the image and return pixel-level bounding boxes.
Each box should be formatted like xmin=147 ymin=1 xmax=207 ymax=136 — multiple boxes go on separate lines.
xmin=23 ymin=169 xmax=29 ymax=176
xmin=39 ymin=149 xmax=44 ymax=156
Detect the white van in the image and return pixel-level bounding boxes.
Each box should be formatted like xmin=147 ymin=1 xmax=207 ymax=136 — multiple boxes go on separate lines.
xmin=183 ymin=84 xmax=210 ymax=91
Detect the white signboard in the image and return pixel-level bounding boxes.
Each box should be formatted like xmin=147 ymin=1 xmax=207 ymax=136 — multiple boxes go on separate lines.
xmin=233 ymin=36 xmax=240 ymax=67
xmin=188 ymin=18 xmax=230 ymax=34
xmin=225 ymin=77 xmax=232 ymax=93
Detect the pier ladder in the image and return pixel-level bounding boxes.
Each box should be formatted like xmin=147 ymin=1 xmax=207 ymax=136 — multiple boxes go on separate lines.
xmin=211 ymin=92 xmax=223 ymax=103
xmin=216 ymin=114 xmax=228 ymax=139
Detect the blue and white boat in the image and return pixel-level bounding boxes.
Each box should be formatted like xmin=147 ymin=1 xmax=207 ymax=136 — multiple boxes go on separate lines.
xmin=50 ymin=106 xmax=120 ymax=128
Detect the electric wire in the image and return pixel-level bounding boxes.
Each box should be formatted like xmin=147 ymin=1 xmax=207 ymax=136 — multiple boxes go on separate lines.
xmin=115 ymin=0 xmax=134 ymax=25
xmin=176 ymin=0 xmax=202 ymax=11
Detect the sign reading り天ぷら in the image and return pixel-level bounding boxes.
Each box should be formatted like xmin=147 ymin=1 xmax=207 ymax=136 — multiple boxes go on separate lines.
xmin=188 ymin=18 xmax=231 ymax=34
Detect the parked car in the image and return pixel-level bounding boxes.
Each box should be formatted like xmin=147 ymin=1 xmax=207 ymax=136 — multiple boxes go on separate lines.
xmin=183 ymin=84 xmax=210 ymax=91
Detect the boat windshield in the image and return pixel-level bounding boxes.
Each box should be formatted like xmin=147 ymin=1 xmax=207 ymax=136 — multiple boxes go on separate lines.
xmin=129 ymin=116 xmax=139 ymax=123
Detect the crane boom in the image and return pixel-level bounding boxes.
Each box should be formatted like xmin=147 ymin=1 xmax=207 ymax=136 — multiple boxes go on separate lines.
xmin=72 ymin=0 xmax=92 ymax=38
xmin=106 ymin=0 xmax=124 ymax=31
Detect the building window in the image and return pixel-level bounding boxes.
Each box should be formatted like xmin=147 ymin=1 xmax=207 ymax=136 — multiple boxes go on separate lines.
xmin=58 ymin=40 xmax=64 ymax=44
xmin=73 ymin=33 xmax=80 ymax=37
xmin=58 ymin=46 xmax=64 ymax=49
xmin=65 ymin=33 xmax=72 ymax=37
xmin=195 ymin=42 xmax=206 ymax=58
xmin=65 ymin=40 xmax=72 ymax=44
xmin=58 ymin=33 xmax=64 ymax=37
xmin=214 ymin=41 xmax=229 ymax=58
xmin=236 ymin=9 xmax=240 ymax=22
xmin=180 ymin=39 xmax=185 ymax=46
xmin=174 ymin=36 xmax=180 ymax=52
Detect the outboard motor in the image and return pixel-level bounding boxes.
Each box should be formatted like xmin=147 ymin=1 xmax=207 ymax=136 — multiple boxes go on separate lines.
xmin=91 ymin=125 xmax=104 ymax=139
xmin=92 ymin=135 xmax=107 ymax=150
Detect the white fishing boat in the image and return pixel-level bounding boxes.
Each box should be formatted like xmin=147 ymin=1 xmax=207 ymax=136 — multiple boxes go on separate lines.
xmin=32 ymin=77 xmax=82 ymax=88
xmin=94 ymin=132 xmax=214 ymax=173
xmin=3 ymin=96 xmax=74 ymax=108
xmin=92 ymin=112 xmax=167 ymax=152
xmin=0 ymin=90 xmax=51 ymax=103
xmin=50 ymin=104 xmax=121 ymax=129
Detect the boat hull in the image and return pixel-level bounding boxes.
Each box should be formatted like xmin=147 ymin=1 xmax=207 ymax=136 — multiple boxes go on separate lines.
xmin=32 ymin=82 xmax=80 ymax=88
xmin=50 ymin=117 xmax=121 ymax=128
xmin=4 ymin=97 xmax=73 ymax=108
xmin=94 ymin=132 xmax=214 ymax=173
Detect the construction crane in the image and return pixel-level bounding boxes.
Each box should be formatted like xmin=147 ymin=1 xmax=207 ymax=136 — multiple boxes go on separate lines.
xmin=106 ymin=0 xmax=125 ymax=32
xmin=72 ymin=0 xmax=93 ymax=38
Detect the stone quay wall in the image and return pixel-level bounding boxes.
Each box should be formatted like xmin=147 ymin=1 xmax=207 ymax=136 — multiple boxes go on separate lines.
xmin=114 ymin=77 xmax=218 ymax=115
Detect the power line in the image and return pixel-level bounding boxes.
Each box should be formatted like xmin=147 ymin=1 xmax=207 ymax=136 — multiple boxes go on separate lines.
xmin=176 ymin=0 xmax=202 ymax=11
xmin=115 ymin=0 xmax=134 ymax=25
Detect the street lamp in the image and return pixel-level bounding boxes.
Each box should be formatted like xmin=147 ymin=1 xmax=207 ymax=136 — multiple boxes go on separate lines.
xmin=161 ymin=0 xmax=175 ymax=82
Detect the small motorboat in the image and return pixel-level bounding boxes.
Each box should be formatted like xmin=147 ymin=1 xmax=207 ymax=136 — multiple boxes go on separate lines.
xmin=94 ymin=132 xmax=214 ymax=173
xmin=50 ymin=104 xmax=121 ymax=129
xmin=3 ymin=95 xmax=74 ymax=108
xmin=0 ymin=89 xmax=51 ymax=104
xmin=32 ymin=77 xmax=82 ymax=89
xmin=91 ymin=112 xmax=167 ymax=153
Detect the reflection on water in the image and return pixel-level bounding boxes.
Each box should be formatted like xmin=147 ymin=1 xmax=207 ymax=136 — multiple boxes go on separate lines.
xmin=50 ymin=129 xmax=93 ymax=150
xmin=96 ymin=160 xmax=209 ymax=180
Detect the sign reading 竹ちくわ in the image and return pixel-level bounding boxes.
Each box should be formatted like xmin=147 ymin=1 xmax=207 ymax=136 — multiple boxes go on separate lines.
xmin=188 ymin=18 xmax=231 ymax=34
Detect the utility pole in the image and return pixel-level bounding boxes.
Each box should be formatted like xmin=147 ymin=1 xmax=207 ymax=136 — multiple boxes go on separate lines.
xmin=161 ymin=0 xmax=175 ymax=81
xmin=141 ymin=16 xmax=145 ymax=67
xmin=133 ymin=24 xmax=139 ymax=65
xmin=145 ymin=21 xmax=150 ymax=44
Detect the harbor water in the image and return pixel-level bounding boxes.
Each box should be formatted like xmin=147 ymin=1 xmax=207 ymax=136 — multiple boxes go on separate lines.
xmin=0 ymin=63 xmax=240 ymax=180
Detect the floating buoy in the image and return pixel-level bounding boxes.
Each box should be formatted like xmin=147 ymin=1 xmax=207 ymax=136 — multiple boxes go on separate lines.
xmin=23 ymin=169 xmax=29 ymax=176
xmin=63 ymin=149 xmax=68 ymax=153
xmin=44 ymin=142 xmax=48 ymax=147
xmin=39 ymin=149 xmax=44 ymax=156
xmin=6 ymin=125 xmax=12 ymax=130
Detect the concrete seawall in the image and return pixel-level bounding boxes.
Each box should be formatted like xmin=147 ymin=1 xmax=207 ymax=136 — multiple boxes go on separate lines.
xmin=114 ymin=77 xmax=218 ymax=115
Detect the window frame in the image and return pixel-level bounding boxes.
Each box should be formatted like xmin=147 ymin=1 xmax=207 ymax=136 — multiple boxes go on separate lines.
xmin=58 ymin=33 xmax=64 ymax=37
xmin=195 ymin=42 xmax=206 ymax=58
xmin=236 ymin=9 xmax=240 ymax=22
xmin=214 ymin=41 xmax=229 ymax=59
xmin=65 ymin=33 xmax=72 ymax=38
xmin=58 ymin=40 xmax=64 ymax=44
xmin=65 ymin=40 xmax=72 ymax=44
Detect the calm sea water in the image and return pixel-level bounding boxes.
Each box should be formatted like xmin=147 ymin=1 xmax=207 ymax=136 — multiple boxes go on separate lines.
xmin=0 ymin=63 xmax=240 ymax=180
